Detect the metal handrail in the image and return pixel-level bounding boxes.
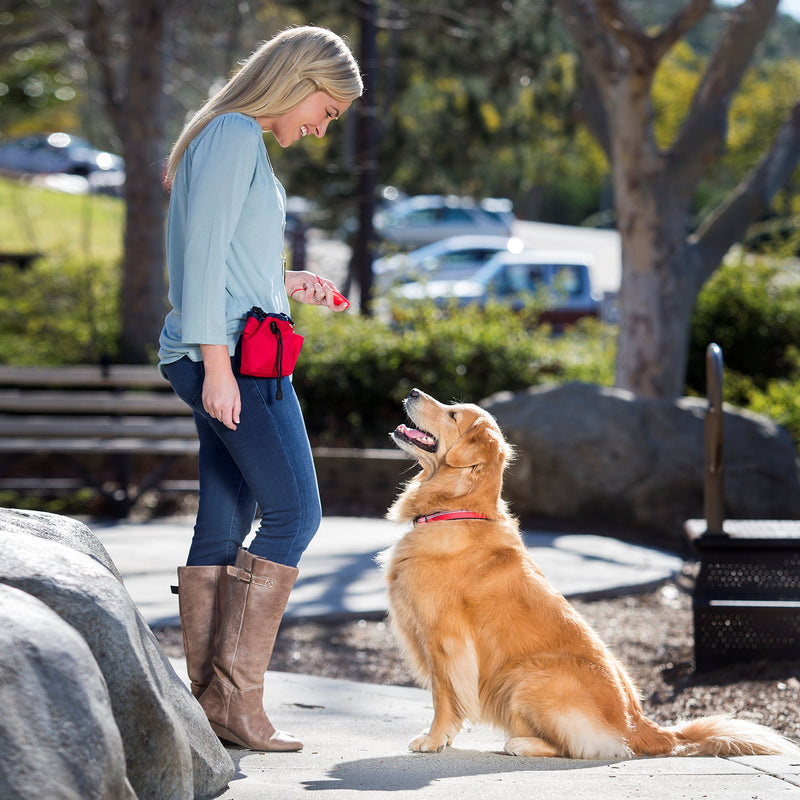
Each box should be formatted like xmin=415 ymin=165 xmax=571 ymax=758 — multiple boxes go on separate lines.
xmin=704 ymin=343 xmax=725 ymax=534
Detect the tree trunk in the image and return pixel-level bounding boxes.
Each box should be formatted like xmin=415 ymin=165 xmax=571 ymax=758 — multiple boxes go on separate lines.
xmin=118 ymin=0 xmax=167 ymax=364
xmin=614 ymin=237 xmax=700 ymax=398
xmin=87 ymin=0 xmax=167 ymax=364
xmin=557 ymin=0 xmax=795 ymax=399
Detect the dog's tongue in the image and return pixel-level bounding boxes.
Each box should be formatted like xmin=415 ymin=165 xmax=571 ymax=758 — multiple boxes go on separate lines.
xmin=398 ymin=424 xmax=436 ymax=448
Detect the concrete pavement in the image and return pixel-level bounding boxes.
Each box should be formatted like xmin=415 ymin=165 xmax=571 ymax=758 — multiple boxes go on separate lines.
xmin=90 ymin=515 xmax=686 ymax=625
xmin=89 ymin=516 xmax=800 ymax=800
xmin=171 ymin=669 xmax=800 ymax=800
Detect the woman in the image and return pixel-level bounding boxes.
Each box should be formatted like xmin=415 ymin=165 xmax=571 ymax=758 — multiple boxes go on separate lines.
xmin=158 ymin=26 xmax=362 ymax=752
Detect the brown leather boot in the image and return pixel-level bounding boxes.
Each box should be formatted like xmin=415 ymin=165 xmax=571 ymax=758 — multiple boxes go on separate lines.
xmin=199 ymin=548 xmax=302 ymax=751
xmin=175 ymin=565 xmax=228 ymax=698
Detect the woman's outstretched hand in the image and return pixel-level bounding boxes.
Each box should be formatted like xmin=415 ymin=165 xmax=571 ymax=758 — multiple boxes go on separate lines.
xmin=286 ymin=270 xmax=349 ymax=311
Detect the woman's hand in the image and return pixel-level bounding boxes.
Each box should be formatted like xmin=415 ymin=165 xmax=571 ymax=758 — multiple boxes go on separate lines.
xmin=200 ymin=344 xmax=241 ymax=430
xmin=286 ymin=270 xmax=348 ymax=312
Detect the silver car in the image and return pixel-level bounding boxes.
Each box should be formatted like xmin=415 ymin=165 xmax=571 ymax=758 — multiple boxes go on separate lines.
xmin=373 ymin=234 xmax=525 ymax=289
xmin=392 ymin=249 xmax=602 ymax=329
xmin=0 ymin=132 xmax=125 ymax=194
xmin=374 ymin=195 xmax=515 ymax=248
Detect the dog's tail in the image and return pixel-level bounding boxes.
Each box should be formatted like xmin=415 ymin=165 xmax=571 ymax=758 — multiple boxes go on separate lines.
xmin=628 ymin=713 xmax=800 ymax=757
xmin=667 ymin=715 xmax=800 ymax=757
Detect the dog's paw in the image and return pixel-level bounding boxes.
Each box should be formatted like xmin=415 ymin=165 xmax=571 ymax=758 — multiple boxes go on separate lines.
xmin=409 ymin=731 xmax=448 ymax=753
xmin=504 ymin=736 xmax=560 ymax=757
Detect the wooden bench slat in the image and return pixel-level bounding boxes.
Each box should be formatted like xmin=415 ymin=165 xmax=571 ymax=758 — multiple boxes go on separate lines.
xmin=0 ymin=437 xmax=198 ymax=455
xmin=0 ymin=365 xmax=202 ymax=512
xmin=0 ymin=476 xmax=201 ymax=495
xmin=0 ymin=389 xmax=191 ymax=416
xmin=0 ymin=477 xmax=87 ymax=492
xmin=0 ymin=365 xmax=166 ymax=389
xmin=0 ymin=415 xmax=197 ymax=439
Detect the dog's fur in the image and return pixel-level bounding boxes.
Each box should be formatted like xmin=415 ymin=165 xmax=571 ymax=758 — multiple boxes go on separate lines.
xmin=381 ymin=389 xmax=800 ymax=758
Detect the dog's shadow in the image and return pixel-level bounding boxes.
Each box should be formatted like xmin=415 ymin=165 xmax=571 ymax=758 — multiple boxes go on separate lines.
xmin=300 ymin=748 xmax=620 ymax=792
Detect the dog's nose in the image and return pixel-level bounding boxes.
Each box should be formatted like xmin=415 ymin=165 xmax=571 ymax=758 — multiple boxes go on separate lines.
xmin=409 ymin=388 xmax=420 ymax=399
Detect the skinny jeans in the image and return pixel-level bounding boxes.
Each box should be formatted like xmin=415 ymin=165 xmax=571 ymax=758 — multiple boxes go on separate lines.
xmin=163 ymin=355 xmax=321 ymax=568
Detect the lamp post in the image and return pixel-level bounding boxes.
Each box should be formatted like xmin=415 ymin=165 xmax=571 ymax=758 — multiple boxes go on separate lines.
xmin=353 ymin=0 xmax=378 ymax=315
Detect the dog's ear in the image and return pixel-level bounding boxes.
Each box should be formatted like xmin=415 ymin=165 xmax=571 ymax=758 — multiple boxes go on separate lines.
xmin=445 ymin=419 xmax=506 ymax=469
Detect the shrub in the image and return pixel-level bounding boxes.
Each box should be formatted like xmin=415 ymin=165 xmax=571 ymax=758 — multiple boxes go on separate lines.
xmin=687 ymin=253 xmax=800 ymax=452
xmin=688 ymin=252 xmax=800 ymax=391
xmin=0 ymin=256 xmax=121 ymax=365
xmin=292 ymin=301 xmax=615 ymax=446
xmin=731 ymin=347 xmax=800 ymax=447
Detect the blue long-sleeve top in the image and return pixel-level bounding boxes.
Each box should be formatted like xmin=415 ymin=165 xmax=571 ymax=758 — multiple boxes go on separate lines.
xmin=158 ymin=112 xmax=288 ymax=370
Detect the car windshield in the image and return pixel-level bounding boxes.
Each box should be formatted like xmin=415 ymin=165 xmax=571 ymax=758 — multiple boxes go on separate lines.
xmin=482 ymin=262 xmax=587 ymax=298
xmin=449 ymin=248 xmax=501 ymax=264
xmin=437 ymin=207 xmax=474 ymax=223
xmin=384 ymin=204 xmax=477 ymax=228
xmin=429 ymin=248 xmax=500 ymax=268
xmin=552 ymin=265 xmax=585 ymax=297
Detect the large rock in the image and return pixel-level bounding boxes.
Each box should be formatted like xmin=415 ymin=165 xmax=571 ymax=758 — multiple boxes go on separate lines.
xmin=0 ymin=506 xmax=122 ymax=577
xmin=0 ymin=585 xmax=136 ymax=800
xmin=0 ymin=508 xmax=234 ymax=800
xmin=483 ymin=382 xmax=800 ymax=548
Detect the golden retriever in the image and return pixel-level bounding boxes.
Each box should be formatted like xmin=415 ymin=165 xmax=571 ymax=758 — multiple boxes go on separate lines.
xmin=381 ymin=388 xmax=799 ymax=759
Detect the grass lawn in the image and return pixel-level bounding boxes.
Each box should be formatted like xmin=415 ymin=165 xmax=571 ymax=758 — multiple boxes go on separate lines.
xmin=0 ymin=176 xmax=124 ymax=264
xmin=0 ymin=177 xmax=125 ymax=364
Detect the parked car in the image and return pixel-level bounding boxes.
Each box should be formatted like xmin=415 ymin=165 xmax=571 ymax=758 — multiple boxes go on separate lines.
xmin=373 ymin=234 xmax=524 ymax=290
xmin=374 ymin=194 xmax=515 ymax=248
xmin=390 ymin=249 xmax=601 ymax=328
xmin=0 ymin=132 xmax=125 ymax=194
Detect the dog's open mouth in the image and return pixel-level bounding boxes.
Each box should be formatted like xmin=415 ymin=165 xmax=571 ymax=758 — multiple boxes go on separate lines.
xmin=393 ymin=423 xmax=438 ymax=453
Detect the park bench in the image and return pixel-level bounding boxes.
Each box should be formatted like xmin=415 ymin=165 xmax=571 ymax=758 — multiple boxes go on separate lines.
xmin=0 ymin=364 xmax=412 ymax=518
xmin=0 ymin=364 xmax=198 ymax=515
xmin=684 ymin=343 xmax=800 ymax=672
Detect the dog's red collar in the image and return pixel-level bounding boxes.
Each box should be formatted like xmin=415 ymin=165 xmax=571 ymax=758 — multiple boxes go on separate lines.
xmin=413 ymin=511 xmax=493 ymax=525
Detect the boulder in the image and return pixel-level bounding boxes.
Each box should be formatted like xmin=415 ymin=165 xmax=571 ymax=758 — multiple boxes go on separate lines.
xmin=0 ymin=508 xmax=234 ymax=800
xmin=0 ymin=584 xmax=136 ymax=800
xmin=0 ymin=506 xmax=121 ymax=578
xmin=483 ymin=383 xmax=800 ymax=548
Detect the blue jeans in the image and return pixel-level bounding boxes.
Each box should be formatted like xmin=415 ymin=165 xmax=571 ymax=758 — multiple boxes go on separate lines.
xmin=163 ymin=356 xmax=321 ymax=568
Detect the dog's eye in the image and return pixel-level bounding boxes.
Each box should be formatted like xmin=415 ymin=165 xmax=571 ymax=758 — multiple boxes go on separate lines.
xmin=449 ymin=411 xmax=457 ymax=420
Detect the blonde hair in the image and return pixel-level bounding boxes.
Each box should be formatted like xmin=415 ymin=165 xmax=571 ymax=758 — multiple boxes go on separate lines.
xmin=165 ymin=26 xmax=363 ymax=187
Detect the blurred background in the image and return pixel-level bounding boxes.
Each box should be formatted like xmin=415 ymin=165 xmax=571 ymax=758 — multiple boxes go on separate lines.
xmin=1 ymin=0 xmax=799 ymax=518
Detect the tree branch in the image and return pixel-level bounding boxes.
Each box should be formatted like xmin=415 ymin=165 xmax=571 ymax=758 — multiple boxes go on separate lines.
xmin=555 ymin=0 xmax=621 ymax=160
xmin=592 ymin=0 xmax=643 ymax=41
xmin=692 ymin=101 xmax=800 ymax=284
xmin=670 ymin=0 xmax=779 ymax=178
xmin=649 ymin=0 xmax=711 ymax=62
xmin=588 ymin=0 xmax=711 ymax=70
xmin=556 ymin=0 xmax=618 ymax=76
xmin=556 ymin=0 xmax=713 ymax=161
xmin=574 ymin=68 xmax=612 ymax=158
